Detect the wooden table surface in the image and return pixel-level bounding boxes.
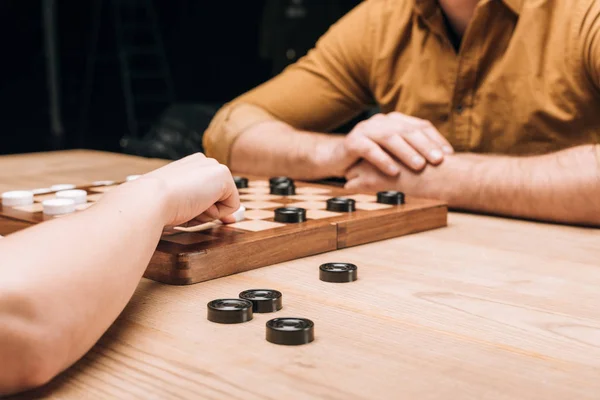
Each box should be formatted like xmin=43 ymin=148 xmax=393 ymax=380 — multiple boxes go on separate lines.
xmin=3 ymin=150 xmax=600 ymax=400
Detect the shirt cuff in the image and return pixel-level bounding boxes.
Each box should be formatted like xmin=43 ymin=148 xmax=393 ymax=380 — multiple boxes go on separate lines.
xmin=203 ymin=103 xmax=278 ymax=165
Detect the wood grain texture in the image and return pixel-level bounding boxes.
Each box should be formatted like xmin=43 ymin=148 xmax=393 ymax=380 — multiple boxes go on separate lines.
xmin=2 ymin=150 xmax=600 ymax=399
xmin=158 ymin=222 xmax=338 ymax=284
xmin=0 ymin=149 xmax=167 ymax=193
xmin=11 ymin=212 xmax=600 ymax=400
xmin=0 ymin=216 xmax=32 ymax=236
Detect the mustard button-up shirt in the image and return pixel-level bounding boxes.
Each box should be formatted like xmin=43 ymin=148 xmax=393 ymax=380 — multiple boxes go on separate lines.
xmin=203 ymin=0 xmax=600 ymax=165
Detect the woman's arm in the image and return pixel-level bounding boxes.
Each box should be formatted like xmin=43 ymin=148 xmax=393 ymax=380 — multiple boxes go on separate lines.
xmin=0 ymin=153 xmax=240 ymax=395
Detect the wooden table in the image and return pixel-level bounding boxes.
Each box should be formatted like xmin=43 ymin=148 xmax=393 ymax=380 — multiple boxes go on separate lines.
xmin=3 ymin=150 xmax=600 ymax=399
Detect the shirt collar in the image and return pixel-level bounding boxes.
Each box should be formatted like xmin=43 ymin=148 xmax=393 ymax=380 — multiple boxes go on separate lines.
xmin=414 ymin=0 xmax=523 ymax=17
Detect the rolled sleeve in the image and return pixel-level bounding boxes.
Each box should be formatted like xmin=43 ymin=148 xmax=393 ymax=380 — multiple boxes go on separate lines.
xmin=203 ymin=103 xmax=278 ymax=164
xmin=203 ymin=1 xmax=376 ymax=165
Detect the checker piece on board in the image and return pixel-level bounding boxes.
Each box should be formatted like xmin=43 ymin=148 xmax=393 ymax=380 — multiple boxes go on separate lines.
xmin=43 ymin=198 xmax=76 ymax=216
xmin=2 ymin=191 xmax=34 ymax=207
xmin=274 ymin=207 xmax=306 ymax=223
xmin=319 ymin=262 xmax=358 ymax=283
xmin=326 ymin=197 xmax=356 ymax=212
xmin=269 ymin=176 xmax=293 ymax=186
xmin=270 ymin=182 xmax=295 ymax=195
xmin=377 ymin=191 xmax=405 ymax=205
xmin=207 ymin=299 xmax=253 ymax=324
xmin=233 ymin=176 xmax=248 ymax=189
xmin=239 ymin=289 xmax=282 ymax=313
xmin=56 ymin=189 xmax=87 ymax=205
xmin=50 ymin=184 xmax=76 ymax=191
xmin=266 ymin=318 xmax=315 ymax=345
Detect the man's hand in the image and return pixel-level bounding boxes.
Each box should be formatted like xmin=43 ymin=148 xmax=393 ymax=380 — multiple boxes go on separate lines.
xmin=339 ymin=112 xmax=454 ymax=176
xmin=344 ymin=145 xmax=600 ymax=227
xmin=344 ymin=159 xmax=428 ymax=195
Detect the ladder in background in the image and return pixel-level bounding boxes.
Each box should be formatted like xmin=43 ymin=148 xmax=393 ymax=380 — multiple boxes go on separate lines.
xmin=80 ymin=0 xmax=175 ymax=145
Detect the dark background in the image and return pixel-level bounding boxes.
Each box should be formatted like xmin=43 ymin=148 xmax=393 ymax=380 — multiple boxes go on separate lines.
xmin=0 ymin=0 xmax=361 ymax=157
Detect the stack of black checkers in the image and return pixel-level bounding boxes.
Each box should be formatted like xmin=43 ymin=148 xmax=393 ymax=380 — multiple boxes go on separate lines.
xmin=207 ymin=288 xmax=315 ymax=346
xmin=270 ymin=176 xmax=295 ymax=195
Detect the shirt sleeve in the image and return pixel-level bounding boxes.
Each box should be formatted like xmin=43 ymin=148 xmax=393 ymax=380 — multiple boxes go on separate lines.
xmin=203 ymin=1 xmax=376 ymax=164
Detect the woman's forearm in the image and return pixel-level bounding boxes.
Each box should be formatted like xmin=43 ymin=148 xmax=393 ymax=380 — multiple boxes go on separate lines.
xmin=0 ymin=178 xmax=167 ymax=394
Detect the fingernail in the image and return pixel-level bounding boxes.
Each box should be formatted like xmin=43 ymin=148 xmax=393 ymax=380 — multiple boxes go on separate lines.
xmin=443 ymin=146 xmax=454 ymax=154
xmin=388 ymin=164 xmax=400 ymax=175
xmin=430 ymin=149 xmax=443 ymax=161
xmin=412 ymin=155 xmax=425 ymax=167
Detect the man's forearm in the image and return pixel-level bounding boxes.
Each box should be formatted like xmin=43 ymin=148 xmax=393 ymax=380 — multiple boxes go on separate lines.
xmin=427 ymin=145 xmax=600 ymax=226
xmin=230 ymin=121 xmax=345 ymax=180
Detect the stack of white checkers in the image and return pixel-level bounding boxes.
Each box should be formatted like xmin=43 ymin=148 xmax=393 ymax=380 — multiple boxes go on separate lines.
xmin=1 ymin=187 xmax=90 ymax=216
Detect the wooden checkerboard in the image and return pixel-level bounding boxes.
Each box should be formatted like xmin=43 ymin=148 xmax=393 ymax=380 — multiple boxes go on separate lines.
xmin=0 ymin=177 xmax=448 ymax=285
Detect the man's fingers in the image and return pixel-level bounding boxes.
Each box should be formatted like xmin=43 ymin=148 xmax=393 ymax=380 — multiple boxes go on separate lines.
xmin=422 ymin=125 xmax=454 ymax=154
xmin=345 ymin=136 xmax=400 ymax=176
xmin=380 ymin=135 xmax=426 ymax=171
xmin=345 ymin=165 xmax=361 ymax=180
xmin=388 ymin=113 xmax=454 ymax=155
xmin=344 ymin=178 xmax=361 ymax=191
xmin=402 ymin=130 xmax=445 ymax=165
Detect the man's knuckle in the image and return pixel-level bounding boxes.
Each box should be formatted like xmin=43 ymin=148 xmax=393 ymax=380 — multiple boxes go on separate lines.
xmin=365 ymin=147 xmax=381 ymax=161
xmin=344 ymin=137 xmax=359 ymax=154
xmin=381 ymin=132 xmax=397 ymax=144
xmin=355 ymin=121 xmax=369 ymax=130
xmin=404 ymin=129 xmax=423 ymax=140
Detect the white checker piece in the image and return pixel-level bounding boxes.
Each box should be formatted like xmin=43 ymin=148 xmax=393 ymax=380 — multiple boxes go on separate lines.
xmin=50 ymin=184 xmax=76 ymax=191
xmin=2 ymin=191 xmax=34 ymax=207
xmin=43 ymin=198 xmax=76 ymax=216
xmin=56 ymin=189 xmax=87 ymax=205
